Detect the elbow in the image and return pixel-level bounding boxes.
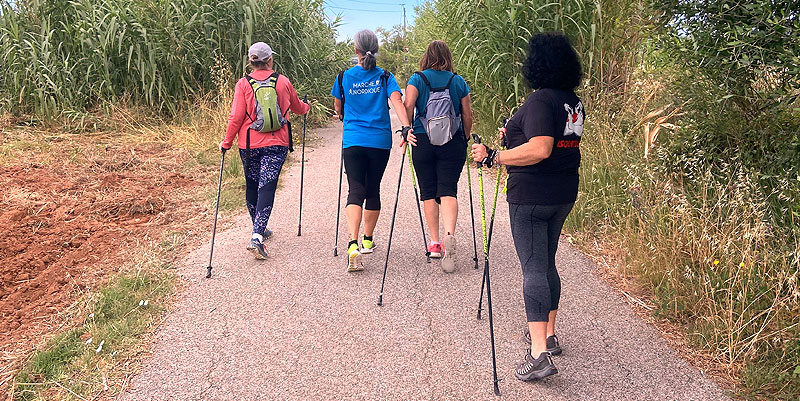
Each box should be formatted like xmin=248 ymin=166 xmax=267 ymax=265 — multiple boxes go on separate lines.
xmin=536 ymin=148 xmax=552 ymax=162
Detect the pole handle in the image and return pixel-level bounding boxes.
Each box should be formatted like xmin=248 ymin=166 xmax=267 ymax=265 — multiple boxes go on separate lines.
xmin=472 ymin=134 xmax=483 ymax=168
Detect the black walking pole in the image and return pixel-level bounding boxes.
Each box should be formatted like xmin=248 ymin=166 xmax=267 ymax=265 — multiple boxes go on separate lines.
xmin=377 ymin=147 xmax=407 ymax=306
xmin=407 ymin=145 xmax=431 ymax=263
xmin=333 ymin=137 xmax=344 ymax=256
xmin=466 ymin=150 xmax=479 ymax=269
xmin=472 ymin=134 xmax=501 ymax=396
xmin=298 ymin=94 xmax=308 ymax=236
xmin=206 ymin=149 xmax=226 ymax=278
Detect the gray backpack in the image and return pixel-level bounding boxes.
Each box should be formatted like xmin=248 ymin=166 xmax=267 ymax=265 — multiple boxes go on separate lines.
xmin=415 ymin=71 xmax=461 ymax=146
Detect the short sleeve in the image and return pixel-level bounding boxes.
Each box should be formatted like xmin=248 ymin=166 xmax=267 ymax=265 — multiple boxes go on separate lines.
xmin=330 ymin=74 xmax=342 ymax=100
xmin=407 ymin=72 xmax=422 ymax=90
xmin=386 ymin=73 xmax=401 ymax=96
xmin=521 ymin=99 xmax=555 ymax=140
xmin=455 ymin=75 xmax=470 ymax=99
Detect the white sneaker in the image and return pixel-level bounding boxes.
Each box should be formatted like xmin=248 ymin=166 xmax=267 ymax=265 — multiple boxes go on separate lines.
xmin=442 ymin=234 xmax=456 ymax=273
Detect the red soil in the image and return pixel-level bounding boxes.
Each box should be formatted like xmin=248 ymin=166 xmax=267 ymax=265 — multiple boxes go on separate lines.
xmin=0 ymin=140 xmax=211 ymax=397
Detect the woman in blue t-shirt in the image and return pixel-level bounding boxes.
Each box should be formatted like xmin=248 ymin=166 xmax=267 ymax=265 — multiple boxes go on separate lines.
xmin=472 ymin=32 xmax=585 ymax=382
xmin=330 ymin=29 xmax=412 ymax=273
xmin=402 ymin=40 xmax=474 ymax=273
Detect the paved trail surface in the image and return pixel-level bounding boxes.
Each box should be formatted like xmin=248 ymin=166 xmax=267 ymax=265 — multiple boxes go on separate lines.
xmin=122 ymin=111 xmax=728 ymax=400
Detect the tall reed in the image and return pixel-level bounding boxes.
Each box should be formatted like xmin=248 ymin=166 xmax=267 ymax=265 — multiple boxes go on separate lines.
xmin=0 ymin=0 xmax=348 ymax=118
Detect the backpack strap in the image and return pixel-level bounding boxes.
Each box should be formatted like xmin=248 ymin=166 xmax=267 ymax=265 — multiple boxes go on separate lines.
xmin=414 ymin=71 xmax=432 ymax=89
xmin=380 ymin=69 xmax=393 ymax=110
xmin=337 ymin=70 xmax=345 ymax=120
xmin=380 ymin=69 xmax=391 ymax=88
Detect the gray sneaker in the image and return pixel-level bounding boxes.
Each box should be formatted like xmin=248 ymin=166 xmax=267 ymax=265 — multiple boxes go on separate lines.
xmin=515 ymin=350 xmax=558 ymax=381
xmin=523 ymin=327 xmax=562 ymax=356
xmin=441 ymin=234 xmax=456 ymax=273
xmin=247 ymin=238 xmax=268 ymax=260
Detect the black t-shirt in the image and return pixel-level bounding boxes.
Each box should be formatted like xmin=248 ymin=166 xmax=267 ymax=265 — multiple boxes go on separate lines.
xmin=505 ymin=88 xmax=584 ymax=205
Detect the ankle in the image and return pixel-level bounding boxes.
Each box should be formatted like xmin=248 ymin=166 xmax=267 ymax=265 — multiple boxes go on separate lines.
xmin=530 ymin=348 xmax=547 ymax=359
xmin=363 ymin=235 xmax=373 ymax=241
xmin=348 ymin=239 xmax=358 ymax=248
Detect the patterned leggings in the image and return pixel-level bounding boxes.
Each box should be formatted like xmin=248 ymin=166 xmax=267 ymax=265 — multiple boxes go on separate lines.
xmin=240 ymin=146 xmax=288 ymax=236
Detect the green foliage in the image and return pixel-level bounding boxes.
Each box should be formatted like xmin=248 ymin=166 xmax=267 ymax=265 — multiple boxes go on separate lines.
xmin=413 ymin=0 xmax=799 ymax=399
xmin=412 ymin=0 xmax=646 ymax=142
xmin=376 ymin=25 xmax=412 ymax=85
xmin=0 ymin=0 xmax=349 ymax=118
xmin=652 ymin=0 xmax=800 ymax=112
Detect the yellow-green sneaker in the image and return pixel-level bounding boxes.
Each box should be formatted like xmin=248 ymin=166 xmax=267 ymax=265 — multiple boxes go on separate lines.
xmin=347 ymin=242 xmax=364 ymax=272
xmin=360 ymin=235 xmax=376 ymax=254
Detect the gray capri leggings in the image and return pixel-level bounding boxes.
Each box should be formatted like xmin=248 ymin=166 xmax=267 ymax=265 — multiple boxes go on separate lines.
xmin=509 ymin=202 xmax=574 ymax=322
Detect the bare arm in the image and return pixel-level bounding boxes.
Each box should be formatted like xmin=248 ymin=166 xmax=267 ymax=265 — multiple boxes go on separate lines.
xmin=471 ymin=136 xmax=554 ymax=166
xmin=460 ymin=94 xmax=473 ymax=139
xmin=334 ymin=98 xmax=343 ymax=121
xmin=404 ymin=84 xmax=418 ymax=126
xmin=390 ymin=91 xmax=411 ymax=127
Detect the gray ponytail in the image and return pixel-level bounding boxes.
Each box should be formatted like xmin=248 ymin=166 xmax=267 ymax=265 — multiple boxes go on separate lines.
xmin=354 ymin=29 xmax=379 ymax=70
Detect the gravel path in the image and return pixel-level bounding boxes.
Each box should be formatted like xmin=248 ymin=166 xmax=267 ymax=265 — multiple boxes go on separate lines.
xmin=121 ymin=111 xmax=729 ymax=400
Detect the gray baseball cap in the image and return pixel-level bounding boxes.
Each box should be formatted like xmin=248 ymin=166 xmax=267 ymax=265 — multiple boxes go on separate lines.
xmin=248 ymin=42 xmax=276 ymax=62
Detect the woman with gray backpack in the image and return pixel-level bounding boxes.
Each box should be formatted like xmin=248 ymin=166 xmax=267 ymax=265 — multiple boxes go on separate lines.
xmin=220 ymin=42 xmax=309 ymax=260
xmin=403 ymin=40 xmax=474 ymax=273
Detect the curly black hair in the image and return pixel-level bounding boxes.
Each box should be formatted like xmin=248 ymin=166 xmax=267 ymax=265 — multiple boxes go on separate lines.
xmin=521 ymin=32 xmax=583 ymax=90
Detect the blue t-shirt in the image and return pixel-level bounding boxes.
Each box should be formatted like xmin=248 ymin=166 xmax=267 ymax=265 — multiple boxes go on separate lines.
xmin=330 ymin=66 xmax=402 ymax=150
xmin=407 ymin=69 xmax=470 ymax=135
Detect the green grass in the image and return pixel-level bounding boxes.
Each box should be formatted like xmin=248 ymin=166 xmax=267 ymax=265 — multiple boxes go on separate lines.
xmin=12 ymin=236 xmax=179 ymax=400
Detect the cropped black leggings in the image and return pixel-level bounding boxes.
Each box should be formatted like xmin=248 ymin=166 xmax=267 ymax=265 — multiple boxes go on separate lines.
xmin=509 ymin=202 xmax=574 ymax=322
xmin=343 ymin=146 xmax=391 ymax=210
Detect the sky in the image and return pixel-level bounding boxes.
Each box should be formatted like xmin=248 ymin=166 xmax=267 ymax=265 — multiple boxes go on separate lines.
xmin=323 ymin=0 xmax=423 ymax=42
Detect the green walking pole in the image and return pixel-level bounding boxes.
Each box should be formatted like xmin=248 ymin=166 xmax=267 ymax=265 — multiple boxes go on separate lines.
xmin=407 ymin=145 xmax=431 ymax=263
xmin=472 ymin=133 xmax=501 ymax=396
xmin=477 ymin=118 xmax=507 ymax=319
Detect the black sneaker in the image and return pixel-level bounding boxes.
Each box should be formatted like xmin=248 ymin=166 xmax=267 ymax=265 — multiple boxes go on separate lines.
xmin=247 ymin=238 xmax=268 ymax=260
xmin=522 ymin=327 xmax=562 ymax=356
xmin=514 ymin=350 xmax=558 ymax=381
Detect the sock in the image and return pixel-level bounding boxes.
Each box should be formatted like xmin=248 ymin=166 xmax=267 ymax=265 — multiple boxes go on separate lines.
xmin=363 ymin=235 xmax=373 ymax=241
xmin=348 ymin=240 xmax=358 ymax=249
xmin=430 ymin=241 xmax=441 ymax=246
xmin=252 ymin=233 xmax=263 ymax=242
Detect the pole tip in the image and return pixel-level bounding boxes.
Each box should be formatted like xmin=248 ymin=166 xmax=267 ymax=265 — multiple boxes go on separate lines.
xmin=377 ymin=296 xmax=383 ymax=306
xmin=477 ymin=310 xmax=482 ymax=320
xmin=333 ymin=248 xmax=338 ymax=257
xmin=205 ymin=266 xmax=212 ymax=279
xmin=493 ymin=385 xmax=501 ymax=396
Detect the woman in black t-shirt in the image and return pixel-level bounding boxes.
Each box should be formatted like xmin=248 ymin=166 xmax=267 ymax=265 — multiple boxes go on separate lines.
xmin=472 ymin=32 xmax=585 ymax=381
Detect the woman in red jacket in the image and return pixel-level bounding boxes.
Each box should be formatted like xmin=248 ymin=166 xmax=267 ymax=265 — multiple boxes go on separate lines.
xmin=220 ymin=42 xmax=309 ymax=259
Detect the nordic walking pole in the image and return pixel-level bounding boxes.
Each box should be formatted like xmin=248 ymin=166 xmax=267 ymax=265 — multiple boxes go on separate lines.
xmin=297 ymin=94 xmax=308 ymax=237
xmin=466 ymin=149 xmax=479 ymax=269
xmin=377 ymin=146 xmax=407 ymax=306
xmin=472 ymin=133 xmax=501 ymax=396
xmin=333 ymin=137 xmax=344 ymax=256
xmin=477 ymin=119 xmax=507 ymax=319
xmin=407 ymin=145 xmax=431 ymax=263
xmin=206 ymin=149 xmax=226 ymax=279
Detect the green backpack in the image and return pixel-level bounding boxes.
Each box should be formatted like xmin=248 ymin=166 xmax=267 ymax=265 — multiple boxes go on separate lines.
xmin=244 ymin=72 xmax=293 ymax=152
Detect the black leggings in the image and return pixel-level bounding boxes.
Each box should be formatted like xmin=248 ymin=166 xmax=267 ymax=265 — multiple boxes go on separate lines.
xmin=411 ymin=133 xmax=467 ymax=202
xmin=509 ymin=202 xmax=574 ymax=322
xmin=343 ymin=146 xmax=391 ymax=210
